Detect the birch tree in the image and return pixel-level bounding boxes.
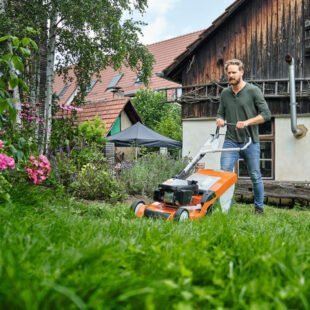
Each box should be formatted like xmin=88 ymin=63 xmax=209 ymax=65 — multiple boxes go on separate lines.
xmin=0 ymin=0 xmax=154 ymax=153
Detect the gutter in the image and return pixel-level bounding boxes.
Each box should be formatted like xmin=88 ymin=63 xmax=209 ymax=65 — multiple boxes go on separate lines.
xmin=285 ymin=54 xmax=308 ymax=139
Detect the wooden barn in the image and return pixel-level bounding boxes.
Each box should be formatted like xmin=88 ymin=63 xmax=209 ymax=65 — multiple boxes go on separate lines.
xmin=163 ymin=0 xmax=310 ymax=205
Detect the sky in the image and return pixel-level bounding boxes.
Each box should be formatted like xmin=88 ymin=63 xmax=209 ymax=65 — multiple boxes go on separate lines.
xmin=137 ymin=0 xmax=236 ymax=45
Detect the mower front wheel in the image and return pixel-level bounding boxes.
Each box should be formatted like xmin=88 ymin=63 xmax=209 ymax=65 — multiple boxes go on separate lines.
xmin=130 ymin=200 xmax=145 ymax=216
xmin=174 ymin=208 xmax=189 ymax=222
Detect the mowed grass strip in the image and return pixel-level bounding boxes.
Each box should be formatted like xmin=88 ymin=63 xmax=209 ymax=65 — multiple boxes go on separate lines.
xmin=0 ymin=185 xmax=309 ymax=309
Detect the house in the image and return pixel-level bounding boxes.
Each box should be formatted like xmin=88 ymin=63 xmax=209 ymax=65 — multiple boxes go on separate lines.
xmin=162 ymin=0 xmax=310 ymax=205
xmin=53 ymin=30 xmax=204 ymax=134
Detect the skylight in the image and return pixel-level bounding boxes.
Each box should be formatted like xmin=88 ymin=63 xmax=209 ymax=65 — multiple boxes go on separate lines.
xmin=85 ymin=79 xmax=97 ymax=95
xmin=107 ymin=73 xmax=123 ymax=89
xmin=58 ymin=84 xmax=70 ymax=97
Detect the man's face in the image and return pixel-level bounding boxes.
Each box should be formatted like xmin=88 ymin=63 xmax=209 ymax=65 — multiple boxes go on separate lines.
xmin=226 ymin=64 xmax=244 ymax=86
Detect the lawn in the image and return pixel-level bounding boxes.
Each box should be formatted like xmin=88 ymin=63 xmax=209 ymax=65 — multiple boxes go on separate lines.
xmin=0 ymin=184 xmax=309 ymax=309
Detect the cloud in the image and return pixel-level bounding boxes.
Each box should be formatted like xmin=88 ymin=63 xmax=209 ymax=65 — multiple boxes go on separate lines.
xmin=139 ymin=0 xmax=179 ymax=44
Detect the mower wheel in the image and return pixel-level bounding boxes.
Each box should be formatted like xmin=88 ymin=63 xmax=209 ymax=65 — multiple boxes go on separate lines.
xmin=130 ymin=200 xmax=145 ymax=215
xmin=174 ymin=208 xmax=189 ymax=222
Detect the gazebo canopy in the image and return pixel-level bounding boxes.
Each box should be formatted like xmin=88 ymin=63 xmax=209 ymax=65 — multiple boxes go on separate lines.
xmin=107 ymin=122 xmax=182 ymax=148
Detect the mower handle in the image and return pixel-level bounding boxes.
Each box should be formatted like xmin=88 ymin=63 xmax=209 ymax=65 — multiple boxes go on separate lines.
xmin=175 ymin=124 xmax=252 ymax=179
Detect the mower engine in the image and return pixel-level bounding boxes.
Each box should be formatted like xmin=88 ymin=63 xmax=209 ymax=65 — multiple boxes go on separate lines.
xmin=153 ymin=179 xmax=199 ymax=206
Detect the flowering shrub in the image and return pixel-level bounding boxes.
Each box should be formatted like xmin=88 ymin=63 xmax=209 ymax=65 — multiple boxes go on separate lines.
xmin=0 ymin=153 xmax=15 ymax=171
xmin=0 ymin=139 xmax=15 ymax=202
xmin=60 ymin=105 xmax=83 ymax=112
xmin=0 ymin=140 xmax=15 ymax=171
xmin=25 ymin=155 xmax=51 ymax=184
xmin=20 ymin=103 xmax=40 ymax=123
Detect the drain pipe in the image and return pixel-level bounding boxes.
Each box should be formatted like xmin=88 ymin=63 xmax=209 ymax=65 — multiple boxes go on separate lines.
xmin=285 ymin=54 xmax=308 ymax=139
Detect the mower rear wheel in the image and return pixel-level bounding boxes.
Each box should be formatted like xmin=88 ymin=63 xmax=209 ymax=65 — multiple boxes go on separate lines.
xmin=130 ymin=200 xmax=145 ymax=215
xmin=174 ymin=208 xmax=189 ymax=222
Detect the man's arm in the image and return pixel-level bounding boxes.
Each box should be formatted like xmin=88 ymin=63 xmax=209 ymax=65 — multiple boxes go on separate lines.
xmin=236 ymin=115 xmax=265 ymax=128
xmin=216 ymin=95 xmax=226 ymax=127
xmin=237 ymin=86 xmax=271 ymax=128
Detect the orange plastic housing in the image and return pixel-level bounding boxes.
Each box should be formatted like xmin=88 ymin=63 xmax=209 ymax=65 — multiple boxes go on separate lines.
xmin=139 ymin=169 xmax=237 ymax=220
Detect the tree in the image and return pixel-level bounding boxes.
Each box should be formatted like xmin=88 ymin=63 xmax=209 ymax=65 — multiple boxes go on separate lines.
xmin=132 ymin=88 xmax=182 ymax=141
xmin=132 ymin=88 xmax=170 ymax=129
xmin=0 ymin=35 xmax=37 ymax=126
xmin=0 ymin=0 xmax=154 ymax=153
xmin=155 ymin=107 xmax=182 ymax=141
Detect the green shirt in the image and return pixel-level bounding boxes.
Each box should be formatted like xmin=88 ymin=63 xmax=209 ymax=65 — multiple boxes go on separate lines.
xmin=217 ymin=83 xmax=271 ymax=143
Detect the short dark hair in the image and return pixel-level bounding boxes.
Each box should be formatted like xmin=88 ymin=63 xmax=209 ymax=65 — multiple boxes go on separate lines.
xmin=225 ymin=59 xmax=244 ymax=71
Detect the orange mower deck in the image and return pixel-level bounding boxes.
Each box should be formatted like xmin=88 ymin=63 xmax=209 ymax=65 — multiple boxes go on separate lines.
xmin=131 ymin=169 xmax=237 ymax=221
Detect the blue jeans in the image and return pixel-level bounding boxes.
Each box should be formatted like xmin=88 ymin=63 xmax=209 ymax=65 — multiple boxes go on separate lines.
xmin=220 ymin=140 xmax=264 ymax=209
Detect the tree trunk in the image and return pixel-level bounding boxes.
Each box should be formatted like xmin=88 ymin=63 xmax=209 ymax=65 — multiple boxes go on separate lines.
xmin=1 ymin=0 xmax=21 ymax=124
xmin=40 ymin=13 xmax=56 ymax=154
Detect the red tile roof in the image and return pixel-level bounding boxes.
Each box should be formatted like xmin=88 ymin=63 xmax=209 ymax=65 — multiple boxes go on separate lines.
xmin=57 ymin=98 xmax=132 ymax=131
xmin=53 ymin=29 xmax=204 ymax=131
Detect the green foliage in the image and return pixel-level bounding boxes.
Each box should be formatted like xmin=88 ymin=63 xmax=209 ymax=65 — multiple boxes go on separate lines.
xmin=51 ymin=144 xmax=124 ymax=202
xmin=0 ymin=174 xmax=12 ymax=203
xmin=50 ymin=152 xmax=78 ymax=189
xmin=70 ymin=163 xmax=124 ymax=202
xmin=0 ymin=185 xmax=309 ymax=308
xmin=118 ymin=153 xmax=186 ymax=196
xmin=132 ymin=89 xmax=182 ymax=141
xmin=0 ymin=34 xmax=37 ymax=125
xmin=132 ymin=88 xmax=170 ymax=129
xmin=50 ymin=117 xmax=79 ymax=151
xmin=155 ymin=105 xmax=182 ymax=141
xmin=0 ymin=0 xmax=154 ymax=99
xmin=2 ymin=129 xmax=37 ymax=162
xmin=78 ymin=116 xmax=107 ymax=146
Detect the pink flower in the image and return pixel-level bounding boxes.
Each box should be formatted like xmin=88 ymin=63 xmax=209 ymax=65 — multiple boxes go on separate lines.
xmin=60 ymin=105 xmax=83 ymax=112
xmin=0 ymin=154 xmax=15 ymax=171
xmin=25 ymin=154 xmax=51 ymax=185
xmin=0 ymin=140 xmax=4 ymax=149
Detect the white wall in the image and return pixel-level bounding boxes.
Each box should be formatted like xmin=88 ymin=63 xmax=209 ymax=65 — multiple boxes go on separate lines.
xmin=275 ymin=117 xmax=310 ymax=181
xmin=120 ymin=110 xmax=132 ymax=130
xmin=183 ymin=118 xmax=225 ymax=170
xmin=182 ymin=117 xmax=310 ymax=182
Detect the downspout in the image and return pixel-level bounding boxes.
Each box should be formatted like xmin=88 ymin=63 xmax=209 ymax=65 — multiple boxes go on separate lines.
xmin=285 ymin=54 xmax=308 ymax=139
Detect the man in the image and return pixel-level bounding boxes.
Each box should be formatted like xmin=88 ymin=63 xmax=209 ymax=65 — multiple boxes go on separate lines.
xmin=216 ymin=59 xmax=271 ymax=214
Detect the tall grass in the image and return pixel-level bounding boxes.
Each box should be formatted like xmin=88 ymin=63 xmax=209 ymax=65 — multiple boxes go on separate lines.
xmin=0 ymin=183 xmax=309 ymax=309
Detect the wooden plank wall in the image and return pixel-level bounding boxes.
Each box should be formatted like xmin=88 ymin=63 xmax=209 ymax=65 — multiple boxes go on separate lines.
xmin=182 ymin=0 xmax=310 ymax=85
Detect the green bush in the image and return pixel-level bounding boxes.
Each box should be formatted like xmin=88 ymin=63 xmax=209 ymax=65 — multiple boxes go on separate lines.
xmin=0 ymin=174 xmax=12 ymax=203
xmin=118 ymin=153 xmax=186 ymax=197
xmin=70 ymin=163 xmax=124 ymax=202
xmin=78 ymin=115 xmax=107 ymax=146
xmin=50 ymin=152 xmax=78 ymax=188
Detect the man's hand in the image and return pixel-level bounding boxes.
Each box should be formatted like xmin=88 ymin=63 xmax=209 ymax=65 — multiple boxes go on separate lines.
xmin=236 ymin=120 xmax=249 ymax=129
xmin=216 ymin=118 xmax=225 ymax=127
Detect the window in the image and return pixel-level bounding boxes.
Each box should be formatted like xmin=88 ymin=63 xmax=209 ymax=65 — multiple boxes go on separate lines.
xmin=134 ymin=73 xmax=144 ymax=85
xmin=237 ymin=119 xmax=274 ymax=179
xmin=58 ymin=84 xmax=70 ymax=97
xmin=85 ymin=79 xmax=97 ymax=95
xmin=107 ymin=73 xmax=123 ymax=90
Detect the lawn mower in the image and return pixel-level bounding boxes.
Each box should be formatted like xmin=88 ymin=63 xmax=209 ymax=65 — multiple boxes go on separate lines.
xmin=130 ymin=125 xmax=251 ymax=221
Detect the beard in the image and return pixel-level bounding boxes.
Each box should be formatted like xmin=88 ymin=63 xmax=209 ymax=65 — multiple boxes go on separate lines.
xmin=229 ymin=77 xmax=241 ymax=86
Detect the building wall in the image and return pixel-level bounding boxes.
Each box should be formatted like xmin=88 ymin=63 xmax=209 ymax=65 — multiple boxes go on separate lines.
xmin=180 ymin=0 xmax=309 ymax=85
xmin=120 ymin=111 xmax=132 ymax=130
xmin=183 ymin=117 xmax=310 ymax=182
xmin=275 ymin=116 xmax=310 ymax=181
xmin=183 ymin=119 xmax=225 ymax=170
